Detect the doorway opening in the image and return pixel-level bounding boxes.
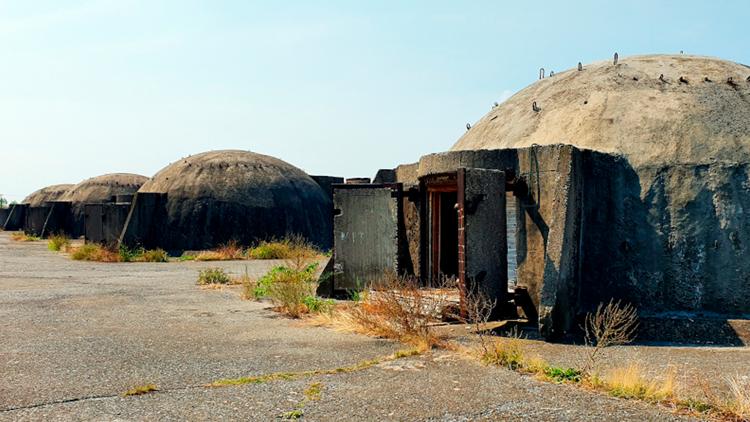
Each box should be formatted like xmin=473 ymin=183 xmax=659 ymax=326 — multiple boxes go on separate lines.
xmin=427 ymin=178 xmax=459 ymax=285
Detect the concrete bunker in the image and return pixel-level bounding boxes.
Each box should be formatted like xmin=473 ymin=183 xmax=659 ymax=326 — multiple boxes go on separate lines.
xmin=329 ymin=54 xmax=750 ymax=343
xmin=119 ymin=150 xmax=336 ymax=252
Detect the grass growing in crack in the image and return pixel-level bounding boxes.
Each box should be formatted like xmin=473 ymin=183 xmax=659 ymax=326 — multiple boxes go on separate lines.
xmin=248 ymin=236 xmax=320 ymax=260
xmin=592 ymin=364 xmax=675 ymax=401
xmin=196 ymin=268 xmax=232 ymax=285
xmin=122 ymin=383 xmax=158 ymax=397
xmin=47 ymin=233 xmax=71 ymax=251
xmin=207 ymin=349 xmax=420 ymax=387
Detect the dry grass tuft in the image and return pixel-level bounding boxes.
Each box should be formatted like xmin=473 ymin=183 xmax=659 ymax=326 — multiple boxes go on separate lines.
xmin=725 ymin=375 xmax=750 ymax=420
xmin=248 ymin=236 xmax=320 ymax=260
xmin=70 ymin=244 xmax=120 ymax=262
xmin=592 ymin=364 xmax=675 ymax=402
xmin=196 ymin=267 xmax=232 ymax=285
xmin=11 ymin=232 xmax=41 ymax=242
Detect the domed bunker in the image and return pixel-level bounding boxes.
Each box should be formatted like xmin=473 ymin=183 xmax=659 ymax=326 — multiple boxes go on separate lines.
xmin=61 ymin=173 xmax=148 ymax=237
xmin=121 ymin=150 xmax=333 ymax=251
xmin=329 ymin=54 xmax=750 ymax=342
xmin=23 ymin=184 xmax=74 ymax=207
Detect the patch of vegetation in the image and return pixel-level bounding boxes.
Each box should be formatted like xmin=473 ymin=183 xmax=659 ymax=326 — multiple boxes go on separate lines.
xmin=178 ymin=253 xmax=196 ymax=261
xmin=303 ymin=295 xmax=334 ymax=314
xmin=583 ymin=299 xmax=639 ymax=373
xmin=11 ymin=232 xmax=41 ymax=242
xmin=543 ymin=366 xmax=582 ymax=383
xmin=304 ymin=382 xmax=323 ymax=401
xmin=70 ymin=244 xmax=120 ymax=262
xmin=248 ymin=236 xmax=320 ymax=260
xmin=481 ymin=338 xmax=525 ymax=370
xmin=47 ymin=233 xmax=71 ymax=252
xmin=139 ymin=248 xmax=169 ymax=262
xmin=122 ymin=383 xmax=158 ymax=397
xmin=280 ymin=409 xmax=304 ymax=420
xmin=342 ymin=271 xmax=449 ymax=350
xmin=196 ymin=267 xmax=232 ymax=285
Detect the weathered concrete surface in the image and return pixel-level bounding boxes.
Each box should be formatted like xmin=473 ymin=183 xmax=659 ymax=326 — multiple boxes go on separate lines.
xmin=0 ymin=232 xmax=697 ymax=421
xmin=332 ymin=186 xmax=399 ymax=291
xmin=451 ymin=54 xmax=750 ymax=321
xmin=415 ymin=146 xmax=583 ymax=337
xmin=22 ymin=184 xmax=74 ymax=207
xmin=459 ymin=168 xmax=508 ymax=314
xmin=138 ymin=150 xmax=332 ymax=251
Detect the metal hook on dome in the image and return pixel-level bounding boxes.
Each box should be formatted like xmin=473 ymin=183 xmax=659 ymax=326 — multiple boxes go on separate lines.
xmin=659 ymin=74 xmax=668 ymax=83
xmin=727 ymin=77 xmax=737 ymax=87
xmin=532 ymin=101 xmax=541 ymax=112
xmin=577 ymin=62 xmax=583 ymax=71
xmin=613 ymin=52 xmax=619 ymax=65
xmin=466 ymin=123 xmax=471 ymax=131
xmin=549 ymin=70 xmax=555 ymax=77
xmin=539 ymin=68 xmax=545 ymax=79
xmin=679 ymin=76 xmax=689 ymax=84
xmin=746 ymin=75 xmax=750 ymax=83
xmin=493 ymin=102 xmax=499 ymax=108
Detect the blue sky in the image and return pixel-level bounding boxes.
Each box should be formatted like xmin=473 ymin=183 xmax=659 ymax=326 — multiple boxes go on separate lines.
xmin=1 ymin=0 xmax=748 ymax=202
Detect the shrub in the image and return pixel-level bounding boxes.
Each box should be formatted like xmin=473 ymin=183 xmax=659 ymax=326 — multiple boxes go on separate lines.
xmin=197 ymin=268 xmax=232 ymax=285
xmin=118 ymin=244 xmax=144 ymax=262
xmin=248 ymin=240 xmax=293 ymax=259
xmin=47 ymin=234 xmax=71 ymax=252
xmin=11 ymin=232 xmax=41 ymax=242
xmin=254 ymin=263 xmax=318 ymax=299
xmin=140 ymin=248 xmax=169 ymax=262
xmin=266 ymin=265 xmax=320 ymax=318
xmin=583 ymin=299 xmax=639 ymax=373
xmin=248 ymin=236 xmax=320 ymax=261
xmin=195 ymin=240 xmax=246 ymax=261
xmin=726 ymin=375 xmax=750 ymax=419
xmin=303 ymin=295 xmax=334 ymax=313
xmin=344 ymin=271 xmax=448 ymax=349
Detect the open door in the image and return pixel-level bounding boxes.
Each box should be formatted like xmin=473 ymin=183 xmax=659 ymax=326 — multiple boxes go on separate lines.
xmin=458 ymin=168 xmax=508 ymax=315
xmin=332 ymin=184 xmax=402 ymax=292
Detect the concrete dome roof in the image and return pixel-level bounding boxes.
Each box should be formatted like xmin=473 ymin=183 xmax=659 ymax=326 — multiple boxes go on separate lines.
xmin=60 ymin=173 xmax=148 ymax=204
xmin=139 ymin=150 xmax=320 ymax=204
xmin=452 ymin=54 xmax=750 ymax=169
xmin=22 ymin=184 xmax=74 ymax=207
xmin=138 ymin=150 xmax=332 ymax=249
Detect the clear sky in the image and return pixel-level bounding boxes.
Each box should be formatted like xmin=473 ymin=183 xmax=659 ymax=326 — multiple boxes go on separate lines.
xmin=1 ymin=0 xmax=748 ymax=202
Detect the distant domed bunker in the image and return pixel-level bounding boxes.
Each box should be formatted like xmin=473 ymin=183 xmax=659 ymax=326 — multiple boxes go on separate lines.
xmin=58 ymin=173 xmax=147 ymax=237
xmin=23 ymin=184 xmax=74 ymax=207
xmin=2 ymin=184 xmax=74 ymax=231
xmin=330 ymin=55 xmax=750 ymax=342
xmin=121 ymin=150 xmax=333 ymax=251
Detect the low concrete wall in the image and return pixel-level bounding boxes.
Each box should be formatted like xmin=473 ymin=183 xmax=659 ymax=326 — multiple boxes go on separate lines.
xmin=24 ymin=206 xmax=52 ymax=236
xmin=119 ymin=192 xmax=168 ymax=250
xmin=41 ymin=201 xmax=73 ymax=237
xmin=0 ymin=209 xmax=9 ymax=229
xmin=3 ymin=204 xmax=28 ymax=230
xmin=85 ymin=203 xmax=132 ymax=245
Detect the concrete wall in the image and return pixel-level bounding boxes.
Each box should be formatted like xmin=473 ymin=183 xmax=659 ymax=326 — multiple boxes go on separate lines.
xmin=85 ymin=203 xmax=132 ymax=245
xmin=332 ymin=185 xmax=400 ymax=291
xmin=401 ymin=145 xmax=584 ymax=338
xmin=41 ymin=201 xmax=73 ymax=237
xmin=24 ymin=206 xmax=51 ymax=236
xmin=0 ymin=209 xmax=9 ymax=229
xmin=119 ymin=192 xmax=168 ymax=250
xmin=3 ymin=204 xmax=27 ymax=230
xmin=311 ymin=176 xmax=344 ymax=200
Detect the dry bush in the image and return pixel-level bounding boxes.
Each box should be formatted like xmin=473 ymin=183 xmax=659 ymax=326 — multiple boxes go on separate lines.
xmin=195 ymin=240 xmax=245 ymax=261
xmin=455 ymin=285 xmax=497 ymax=355
xmin=70 ymin=244 xmax=120 ymax=262
xmin=481 ymin=337 xmax=525 ymax=369
xmin=583 ymin=300 xmax=639 ymax=373
xmin=344 ymin=271 xmax=449 ymax=349
xmin=595 ymin=364 xmax=675 ymax=402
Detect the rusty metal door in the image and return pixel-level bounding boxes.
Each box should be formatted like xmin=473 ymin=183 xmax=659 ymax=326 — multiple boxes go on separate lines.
xmin=458 ymin=168 xmax=508 ymax=312
xmin=332 ymin=184 xmax=402 ymax=292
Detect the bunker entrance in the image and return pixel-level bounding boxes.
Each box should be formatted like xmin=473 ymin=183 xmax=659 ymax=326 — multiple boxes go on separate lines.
xmin=429 ymin=186 xmax=459 ymax=283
